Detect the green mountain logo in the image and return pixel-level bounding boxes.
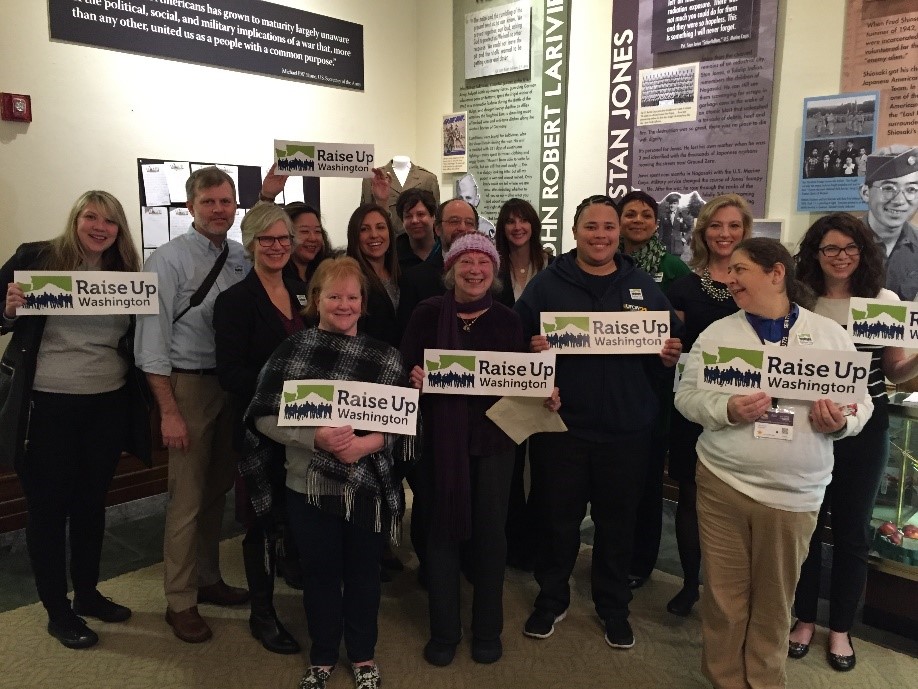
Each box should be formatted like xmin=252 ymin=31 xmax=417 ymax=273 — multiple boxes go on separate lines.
xmin=850 ymin=304 xmax=906 ymax=323
xmin=276 ymin=144 xmax=315 ymax=159
xmin=18 ymin=276 xmax=72 ymax=293
xmin=542 ymin=316 xmax=589 ymax=333
xmin=426 ymin=354 xmax=476 ymax=372
xmin=283 ymin=384 xmax=334 ymax=405
xmin=701 ymin=347 xmax=763 ymax=368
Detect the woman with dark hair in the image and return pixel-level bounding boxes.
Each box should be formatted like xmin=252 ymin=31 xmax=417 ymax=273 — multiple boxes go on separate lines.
xmin=493 ymin=197 xmax=551 ymax=571
xmin=346 ymin=203 xmax=402 ymax=348
xmin=243 ymin=256 xmax=411 ymax=689
xmin=494 ymin=198 xmax=548 ymax=307
xmin=617 ymin=189 xmax=691 ymax=590
xmin=789 ymin=213 xmax=918 ymax=671
xmin=213 ymin=203 xmax=307 ymax=655
xmin=1 ymin=191 xmax=149 ymax=648
xmin=284 ymin=202 xmax=333 ymax=285
xmin=676 ymin=238 xmax=872 ymax=689
xmin=664 ymin=193 xmax=752 ymax=616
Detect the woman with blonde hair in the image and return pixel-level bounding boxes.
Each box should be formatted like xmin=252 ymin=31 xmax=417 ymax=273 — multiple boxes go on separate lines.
xmin=664 ymin=193 xmax=752 ymax=616
xmin=1 ymin=191 xmax=148 ymax=648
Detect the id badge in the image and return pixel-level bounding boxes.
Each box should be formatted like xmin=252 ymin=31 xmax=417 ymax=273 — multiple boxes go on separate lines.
xmin=754 ymin=408 xmax=794 ymax=440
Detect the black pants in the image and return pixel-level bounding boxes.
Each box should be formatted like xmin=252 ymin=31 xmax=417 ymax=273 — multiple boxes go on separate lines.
xmin=286 ymin=489 xmax=384 ymax=665
xmin=16 ymin=388 xmax=128 ymax=620
xmin=793 ymin=422 xmax=888 ymax=632
xmin=505 ymin=442 xmax=537 ymax=563
xmin=426 ymin=450 xmax=515 ymax=645
xmin=629 ymin=426 xmax=667 ymax=579
xmin=530 ymin=430 xmax=649 ymax=622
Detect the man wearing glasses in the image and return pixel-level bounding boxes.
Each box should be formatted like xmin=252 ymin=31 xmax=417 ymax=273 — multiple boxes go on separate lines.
xmin=860 ymin=145 xmax=918 ymax=300
xmin=397 ymin=197 xmax=479 ymax=330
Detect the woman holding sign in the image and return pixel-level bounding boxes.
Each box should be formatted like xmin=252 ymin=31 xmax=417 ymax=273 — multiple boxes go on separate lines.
xmin=0 ymin=191 xmax=145 ymax=649
xmin=401 ymin=233 xmax=560 ymax=667
xmin=243 ymin=256 xmax=410 ymax=689
xmin=675 ymin=238 xmax=873 ymax=689
xmin=789 ymin=213 xmax=918 ymax=671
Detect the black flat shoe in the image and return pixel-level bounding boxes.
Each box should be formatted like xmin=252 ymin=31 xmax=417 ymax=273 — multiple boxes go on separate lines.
xmin=423 ymin=639 xmax=457 ymax=667
xmin=827 ymin=634 xmax=856 ymax=672
xmin=627 ymin=575 xmax=648 ymax=590
xmin=666 ymin=584 xmax=699 ymax=617
xmin=73 ymin=591 xmax=132 ymax=623
xmin=787 ymin=620 xmax=812 ymax=660
xmin=47 ymin=613 xmax=99 ymax=649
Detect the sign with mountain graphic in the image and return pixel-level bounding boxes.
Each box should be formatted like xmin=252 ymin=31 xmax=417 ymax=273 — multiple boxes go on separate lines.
xmin=694 ymin=340 xmax=870 ymax=402
xmin=422 ymin=349 xmax=556 ymax=396
xmin=274 ymin=139 xmax=374 ymax=178
xmin=14 ymin=271 xmax=159 ymax=315
xmin=848 ymin=297 xmax=918 ymax=347
xmin=278 ymin=379 xmax=418 ymax=434
xmin=539 ymin=311 xmax=670 ymax=354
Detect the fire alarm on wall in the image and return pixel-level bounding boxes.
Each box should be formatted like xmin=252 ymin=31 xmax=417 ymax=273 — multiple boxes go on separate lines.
xmin=1 ymin=93 xmax=32 ymax=122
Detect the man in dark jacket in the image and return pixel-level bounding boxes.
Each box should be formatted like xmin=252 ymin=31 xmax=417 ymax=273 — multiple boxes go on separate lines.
xmin=514 ymin=194 xmax=682 ymax=651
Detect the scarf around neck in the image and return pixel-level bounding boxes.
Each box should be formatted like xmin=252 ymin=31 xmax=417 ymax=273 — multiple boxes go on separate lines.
xmin=433 ymin=290 xmax=493 ymax=540
xmin=625 ymin=233 xmax=667 ymax=275
xmin=242 ymin=327 xmax=413 ymax=542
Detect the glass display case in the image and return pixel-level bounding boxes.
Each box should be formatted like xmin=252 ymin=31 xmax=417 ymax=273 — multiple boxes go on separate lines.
xmin=872 ymin=394 xmax=918 ymax=565
xmin=863 ymin=393 xmax=918 ymax=638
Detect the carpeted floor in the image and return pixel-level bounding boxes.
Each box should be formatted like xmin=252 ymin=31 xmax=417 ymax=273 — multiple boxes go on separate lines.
xmin=0 ymin=536 xmax=914 ymax=689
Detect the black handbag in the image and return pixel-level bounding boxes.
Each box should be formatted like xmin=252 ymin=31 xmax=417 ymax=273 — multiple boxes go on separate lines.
xmin=119 ymin=316 xmax=154 ymax=466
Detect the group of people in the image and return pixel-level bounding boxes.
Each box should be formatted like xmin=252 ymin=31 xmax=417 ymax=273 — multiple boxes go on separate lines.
xmin=1 ymin=146 xmax=916 ymax=689
xmin=804 ymin=140 xmax=869 ymax=179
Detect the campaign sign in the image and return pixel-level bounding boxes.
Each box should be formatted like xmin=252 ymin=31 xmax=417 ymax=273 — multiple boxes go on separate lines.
xmin=422 ymin=350 xmax=556 ymax=397
xmin=540 ymin=311 xmax=669 ymax=354
xmin=696 ymin=341 xmax=870 ymax=403
xmin=848 ymin=297 xmax=918 ymax=347
xmin=278 ymin=380 xmax=418 ymax=435
xmin=14 ymin=271 xmax=159 ymax=315
xmin=274 ymin=139 xmax=374 ymax=178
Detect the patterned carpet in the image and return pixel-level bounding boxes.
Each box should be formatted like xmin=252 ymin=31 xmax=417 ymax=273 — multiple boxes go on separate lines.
xmin=0 ymin=536 xmax=914 ymax=689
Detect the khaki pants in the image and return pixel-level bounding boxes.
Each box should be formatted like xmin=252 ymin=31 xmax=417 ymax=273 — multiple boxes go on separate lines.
xmin=696 ymin=462 xmax=817 ymax=689
xmin=163 ymin=373 xmax=237 ymax=612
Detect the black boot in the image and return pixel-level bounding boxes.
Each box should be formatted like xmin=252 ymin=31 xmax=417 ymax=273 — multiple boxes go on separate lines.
xmin=242 ymin=533 xmax=301 ymax=655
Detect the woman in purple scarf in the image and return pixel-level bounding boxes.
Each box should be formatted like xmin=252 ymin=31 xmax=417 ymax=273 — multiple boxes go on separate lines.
xmin=401 ymin=233 xmax=559 ymax=667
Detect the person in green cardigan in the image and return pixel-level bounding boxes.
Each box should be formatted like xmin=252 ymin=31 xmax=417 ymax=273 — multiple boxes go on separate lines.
xmin=618 ymin=190 xmax=691 ymax=291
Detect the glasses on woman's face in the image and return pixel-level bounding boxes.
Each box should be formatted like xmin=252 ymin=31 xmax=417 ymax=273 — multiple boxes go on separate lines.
xmin=818 ymin=243 xmax=861 ymax=258
xmin=871 ymin=183 xmax=918 ymax=202
xmin=256 ymin=235 xmax=292 ymax=248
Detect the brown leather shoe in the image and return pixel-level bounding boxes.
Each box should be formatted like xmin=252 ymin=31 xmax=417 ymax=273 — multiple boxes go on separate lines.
xmin=166 ymin=606 xmax=212 ymax=643
xmin=197 ymin=579 xmax=250 ymax=606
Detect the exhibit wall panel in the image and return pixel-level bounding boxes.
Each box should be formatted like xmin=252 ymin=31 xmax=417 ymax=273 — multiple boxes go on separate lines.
xmin=768 ymin=0 xmax=848 ymax=246
xmin=0 ymin=0 xmax=419 ymax=262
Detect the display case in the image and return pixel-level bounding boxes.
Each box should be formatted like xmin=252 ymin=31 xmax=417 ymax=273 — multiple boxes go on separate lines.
xmin=863 ymin=393 xmax=918 ymax=637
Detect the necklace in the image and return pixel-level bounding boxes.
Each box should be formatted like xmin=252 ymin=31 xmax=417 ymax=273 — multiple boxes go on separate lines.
xmin=700 ymin=269 xmax=732 ymax=301
xmin=458 ymin=313 xmax=483 ymax=332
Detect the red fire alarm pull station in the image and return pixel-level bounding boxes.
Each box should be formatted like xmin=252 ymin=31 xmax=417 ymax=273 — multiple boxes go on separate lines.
xmin=1 ymin=93 xmax=32 ymax=122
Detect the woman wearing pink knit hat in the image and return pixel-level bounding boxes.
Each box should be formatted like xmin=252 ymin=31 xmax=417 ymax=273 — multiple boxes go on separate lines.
xmin=401 ymin=232 xmax=560 ymax=667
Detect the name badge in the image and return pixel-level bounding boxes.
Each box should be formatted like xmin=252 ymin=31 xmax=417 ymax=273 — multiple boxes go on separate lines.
xmin=296 ymin=294 xmax=308 ymax=306
xmin=629 ymin=288 xmax=644 ymax=300
xmin=653 ymin=272 xmax=664 ymax=283
xmin=754 ymin=408 xmax=795 ymax=440
xmin=796 ymin=333 xmax=813 ymax=346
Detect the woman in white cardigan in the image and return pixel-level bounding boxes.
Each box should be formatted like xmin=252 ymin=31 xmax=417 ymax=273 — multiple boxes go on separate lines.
xmin=675 ymin=238 xmax=873 ymax=689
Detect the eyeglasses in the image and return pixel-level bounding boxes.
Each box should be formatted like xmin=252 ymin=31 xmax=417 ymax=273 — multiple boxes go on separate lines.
xmin=442 ymin=217 xmax=477 ymax=229
xmin=871 ymin=183 xmax=918 ymax=201
xmin=256 ymin=235 xmax=292 ymax=248
xmin=818 ymin=243 xmax=861 ymax=257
